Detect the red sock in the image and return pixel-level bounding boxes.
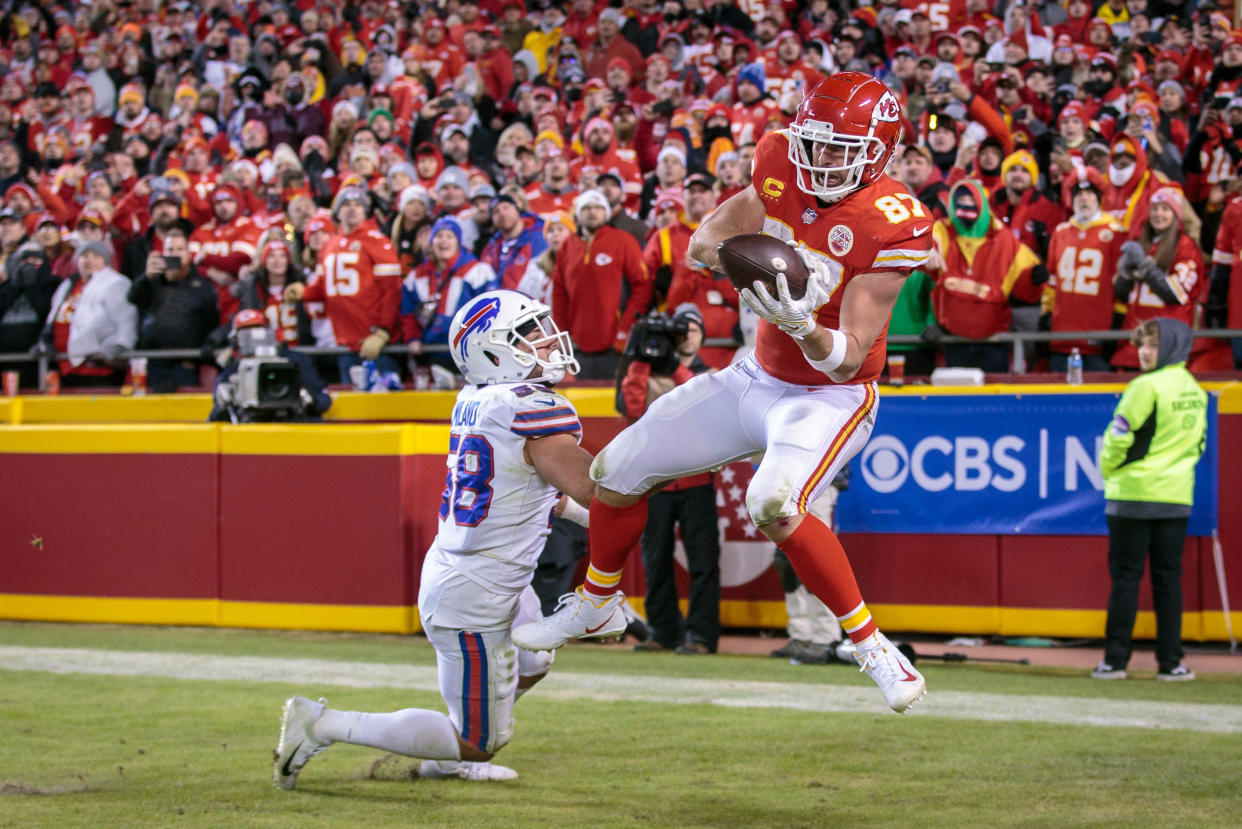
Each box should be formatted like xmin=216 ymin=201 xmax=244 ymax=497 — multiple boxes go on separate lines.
xmin=582 ymin=498 xmax=647 ymax=599
xmin=779 ymin=514 xmax=877 ymax=643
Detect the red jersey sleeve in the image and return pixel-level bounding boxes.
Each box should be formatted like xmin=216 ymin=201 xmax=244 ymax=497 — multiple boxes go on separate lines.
xmin=365 ymin=230 xmax=403 ymax=334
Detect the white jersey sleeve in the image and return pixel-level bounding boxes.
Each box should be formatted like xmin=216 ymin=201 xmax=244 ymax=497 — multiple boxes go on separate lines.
xmin=431 ymin=382 xmax=583 ymax=595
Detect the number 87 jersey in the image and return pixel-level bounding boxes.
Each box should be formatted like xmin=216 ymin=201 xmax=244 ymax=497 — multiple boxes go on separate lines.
xmin=749 ymin=129 xmax=934 ymax=386
xmin=435 ymin=382 xmax=583 ymax=591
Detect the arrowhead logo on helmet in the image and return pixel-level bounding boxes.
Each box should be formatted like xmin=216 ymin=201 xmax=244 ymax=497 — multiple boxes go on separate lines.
xmin=874 ymin=92 xmax=901 ymax=122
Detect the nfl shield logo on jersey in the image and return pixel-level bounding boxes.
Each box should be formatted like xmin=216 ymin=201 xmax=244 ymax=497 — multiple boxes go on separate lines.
xmin=828 ymin=224 xmax=854 ymax=257
xmin=801 ymin=208 xmax=818 ymax=224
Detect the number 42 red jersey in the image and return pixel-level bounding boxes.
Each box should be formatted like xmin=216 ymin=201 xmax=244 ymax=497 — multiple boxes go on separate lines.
xmin=750 ymin=129 xmax=933 ymax=385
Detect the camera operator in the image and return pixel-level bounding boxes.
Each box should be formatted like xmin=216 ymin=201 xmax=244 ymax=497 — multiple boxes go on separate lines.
xmin=209 ymin=310 xmax=331 ymax=423
xmin=127 ymin=225 xmax=221 ymax=392
xmin=618 ymin=304 xmax=722 ymax=655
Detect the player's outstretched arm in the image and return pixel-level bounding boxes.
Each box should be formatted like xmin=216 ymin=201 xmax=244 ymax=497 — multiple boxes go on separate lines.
xmin=688 ymin=185 xmax=767 ymax=272
xmin=800 ymin=270 xmax=908 ymax=383
xmin=524 ymin=433 xmax=596 ymax=508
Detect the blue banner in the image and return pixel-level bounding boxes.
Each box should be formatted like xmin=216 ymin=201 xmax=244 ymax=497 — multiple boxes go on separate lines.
xmin=836 ymin=393 xmax=1218 ymax=536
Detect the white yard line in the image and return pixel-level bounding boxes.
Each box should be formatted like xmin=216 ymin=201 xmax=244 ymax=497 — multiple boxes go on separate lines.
xmin=3 ymin=645 xmax=1240 ymax=734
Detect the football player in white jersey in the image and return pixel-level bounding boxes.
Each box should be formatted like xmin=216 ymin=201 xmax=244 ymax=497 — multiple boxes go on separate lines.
xmin=275 ymin=289 xmax=595 ymax=787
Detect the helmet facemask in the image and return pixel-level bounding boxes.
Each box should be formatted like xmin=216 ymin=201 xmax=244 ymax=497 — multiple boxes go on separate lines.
xmin=505 ymin=310 xmax=579 ymax=385
xmin=787 ymin=118 xmax=886 ymax=203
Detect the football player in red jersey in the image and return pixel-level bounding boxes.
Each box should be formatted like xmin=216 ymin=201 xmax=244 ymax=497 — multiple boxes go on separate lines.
xmin=514 ymin=73 xmax=931 ymax=713
xmin=284 ymin=186 xmax=403 ymax=383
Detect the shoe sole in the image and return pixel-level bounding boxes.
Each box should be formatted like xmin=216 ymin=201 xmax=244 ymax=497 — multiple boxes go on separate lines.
xmin=1156 ymin=674 xmax=1195 ymax=682
xmin=1091 ymin=673 xmax=1127 ymax=680
xmin=892 ymin=683 xmax=927 ymax=714
xmin=273 ymin=696 xmax=301 ymax=790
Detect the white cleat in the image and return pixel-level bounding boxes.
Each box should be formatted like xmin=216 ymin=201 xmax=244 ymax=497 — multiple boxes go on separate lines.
xmin=853 ymin=633 xmax=926 ymax=713
xmin=418 ymin=760 xmax=519 ymax=781
xmin=511 ymin=587 xmax=628 ymax=651
xmin=274 ymin=696 xmax=331 ymax=789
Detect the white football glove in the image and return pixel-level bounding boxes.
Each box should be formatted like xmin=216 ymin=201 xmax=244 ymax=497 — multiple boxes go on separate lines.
xmin=786 ymin=239 xmax=835 ymax=286
xmin=738 ymin=284 xmax=779 ymax=324
xmin=745 ymin=270 xmax=830 ymax=340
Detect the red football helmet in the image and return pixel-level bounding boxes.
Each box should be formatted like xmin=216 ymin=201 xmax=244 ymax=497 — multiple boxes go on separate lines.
xmin=788 ymin=72 xmax=904 ymax=202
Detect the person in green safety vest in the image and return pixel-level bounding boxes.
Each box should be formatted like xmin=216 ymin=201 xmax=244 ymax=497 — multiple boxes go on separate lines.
xmin=1092 ymin=317 xmax=1207 ymax=682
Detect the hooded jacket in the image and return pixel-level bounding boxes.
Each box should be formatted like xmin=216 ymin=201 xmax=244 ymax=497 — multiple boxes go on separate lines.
xmin=1102 ymin=134 xmax=1162 ymax=233
xmin=928 ymin=180 xmax=1043 ymax=339
xmin=1100 ymin=318 xmax=1206 ymax=517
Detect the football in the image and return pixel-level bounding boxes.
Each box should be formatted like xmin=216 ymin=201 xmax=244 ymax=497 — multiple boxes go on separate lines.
xmin=717 ymin=234 xmax=809 ymax=301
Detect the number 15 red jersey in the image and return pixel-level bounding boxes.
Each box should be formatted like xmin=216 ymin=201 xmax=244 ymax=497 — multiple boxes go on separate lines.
xmin=749 ymin=130 xmax=933 ymax=385
xmin=303 ymin=222 xmax=402 ymax=350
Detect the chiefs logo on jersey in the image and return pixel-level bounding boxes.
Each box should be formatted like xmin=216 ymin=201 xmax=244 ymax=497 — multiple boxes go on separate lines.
xmin=874 ymin=92 xmax=901 ymax=123
xmin=828 ymin=224 xmax=854 ymax=257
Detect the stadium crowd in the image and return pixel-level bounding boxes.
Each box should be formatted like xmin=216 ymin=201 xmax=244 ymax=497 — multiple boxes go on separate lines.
xmin=2 ymin=0 xmax=1242 ymax=391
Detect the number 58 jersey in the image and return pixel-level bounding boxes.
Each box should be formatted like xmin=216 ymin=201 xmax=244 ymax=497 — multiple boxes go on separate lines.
xmin=749 ymin=130 xmax=933 ymax=385
xmin=434 ymin=382 xmax=583 ymax=595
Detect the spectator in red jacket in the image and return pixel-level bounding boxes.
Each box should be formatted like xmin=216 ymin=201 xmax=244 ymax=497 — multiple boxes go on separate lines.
xmin=551 ymin=189 xmax=652 ymax=379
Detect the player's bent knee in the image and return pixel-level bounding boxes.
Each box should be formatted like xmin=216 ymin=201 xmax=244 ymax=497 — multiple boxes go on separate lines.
xmin=757 ymin=513 xmax=804 ymax=544
xmin=745 ymin=485 xmax=793 ymax=529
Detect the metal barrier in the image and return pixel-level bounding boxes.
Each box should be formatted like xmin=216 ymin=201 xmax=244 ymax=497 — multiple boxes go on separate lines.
xmin=2 ymin=329 xmax=1240 ymax=391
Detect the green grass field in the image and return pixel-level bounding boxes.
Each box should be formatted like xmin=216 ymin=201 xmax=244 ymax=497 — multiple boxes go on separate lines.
xmin=2 ymin=621 xmax=1241 ymax=828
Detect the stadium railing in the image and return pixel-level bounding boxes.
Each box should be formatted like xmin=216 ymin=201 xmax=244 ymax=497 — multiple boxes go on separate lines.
xmin=1 ymin=329 xmax=1240 ymax=391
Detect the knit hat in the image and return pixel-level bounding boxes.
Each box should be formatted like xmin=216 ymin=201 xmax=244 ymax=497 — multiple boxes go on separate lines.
xmin=573 ymin=189 xmax=609 ymax=217
xmin=1149 ymin=186 xmax=1184 ymax=224
xmin=398 ymin=184 xmax=433 ymax=212
xmin=260 ymin=239 xmax=290 ymax=267
xmin=1157 ymin=79 xmax=1185 ymax=99
xmin=386 ymin=161 xmax=416 ymax=187
xmin=672 ymin=302 xmax=703 ymax=329
xmin=657 ymin=145 xmax=687 ymax=167
xmin=1000 ymin=150 xmax=1039 ymax=184
xmin=436 ymin=165 xmax=470 ymax=192
xmin=75 ymin=239 xmax=112 ymax=261
xmin=735 ymin=63 xmax=765 ymax=93
xmin=149 ymin=189 xmax=182 ymax=210
xmin=350 ymin=144 xmax=379 ymax=165
xmin=430 ymin=215 xmax=464 ymax=246
xmin=331 ymin=184 xmax=370 ymax=217
xmin=737 ymin=62 xmax=765 ymax=93
xmin=544 ymin=210 xmax=576 ymax=234
xmin=654 ymin=188 xmax=684 ymax=213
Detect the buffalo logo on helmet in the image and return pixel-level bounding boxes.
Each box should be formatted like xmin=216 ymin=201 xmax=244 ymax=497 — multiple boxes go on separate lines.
xmin=452 ymin=296 xmax=502 ymax=359
xmin=828 ymin=224 xmax=854 ymax=256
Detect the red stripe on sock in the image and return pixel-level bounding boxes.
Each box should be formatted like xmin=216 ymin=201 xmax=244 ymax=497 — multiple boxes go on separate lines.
xmin=779 ymin=513 xmax=873 ymax=642
xmin=583 ymin=498 xmax=647 ymax=598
